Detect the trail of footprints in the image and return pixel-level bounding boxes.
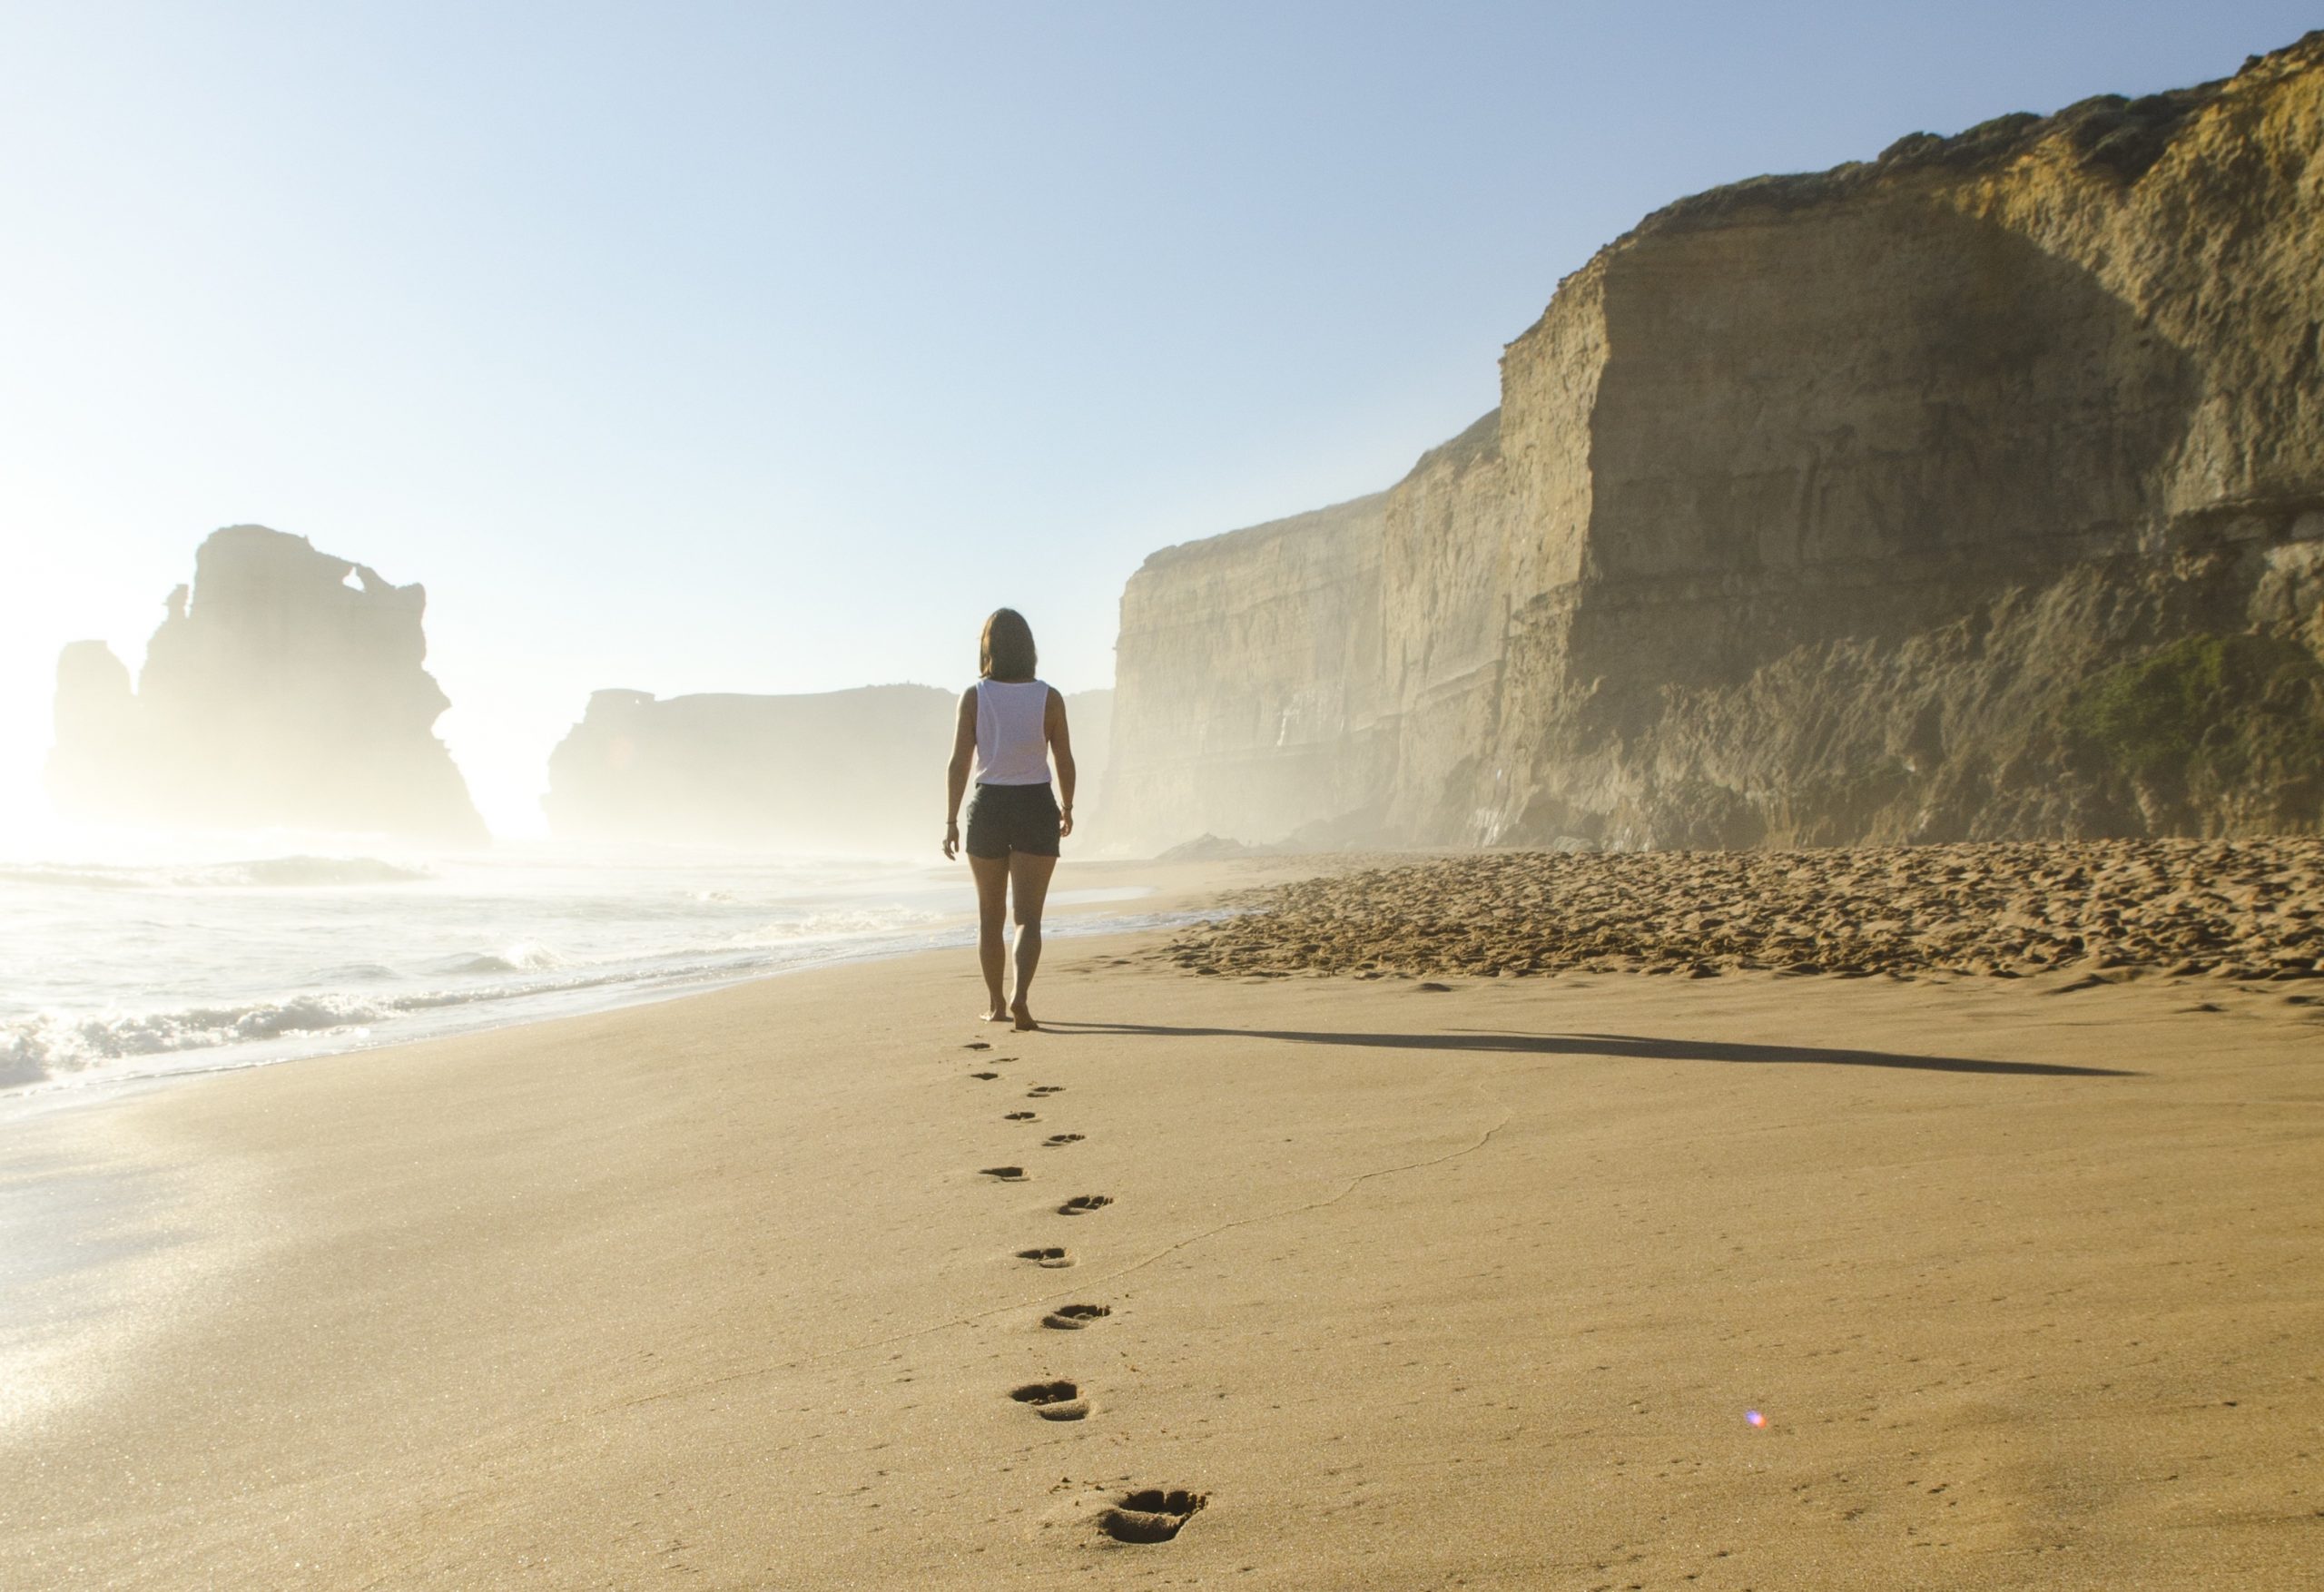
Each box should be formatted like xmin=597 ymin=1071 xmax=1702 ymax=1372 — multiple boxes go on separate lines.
xmin=952 ymin=1035 xmax=1206 ymax=1543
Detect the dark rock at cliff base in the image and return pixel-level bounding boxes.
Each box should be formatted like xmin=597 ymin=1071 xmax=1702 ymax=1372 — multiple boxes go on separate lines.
xmin=46 ymin=526 xmax=487 ymax=844
xmin=544 ymin=685 xmax=1111 ymax=854
xmin=1099 ymin=32 xmax=2324 ymax=855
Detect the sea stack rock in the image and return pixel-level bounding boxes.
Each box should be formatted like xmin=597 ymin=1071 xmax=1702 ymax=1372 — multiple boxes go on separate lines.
xmin=1100 ymin=33 xmax=2324 ymax=853
xmin=46 ymin=526 xmax=488 ymax=844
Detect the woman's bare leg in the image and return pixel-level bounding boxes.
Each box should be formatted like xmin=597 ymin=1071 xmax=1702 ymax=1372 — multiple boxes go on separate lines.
xmin=968 ymin=853 xmax=1011 ymax=1021
xmin=1007 ymin=851 xmax=1059 ymax=1030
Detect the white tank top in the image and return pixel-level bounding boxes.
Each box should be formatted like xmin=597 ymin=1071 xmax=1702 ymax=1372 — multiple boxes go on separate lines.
xmin=973 ymin=678 xmax=1053 ymax=786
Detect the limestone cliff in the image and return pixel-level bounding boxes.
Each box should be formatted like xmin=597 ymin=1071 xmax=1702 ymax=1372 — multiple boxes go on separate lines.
xmin=1102 ymin=33 xmax=2324 ymax=854
xmin=1104 ymin=494 xmax=1389 ymax=844
xmin=46 ymin=526 xmax=487 ymax=843
xmin=545 ymin=684 xmax=1110 ymax=854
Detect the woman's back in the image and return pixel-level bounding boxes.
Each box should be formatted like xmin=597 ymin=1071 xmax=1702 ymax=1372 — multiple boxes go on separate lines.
xmin=973 ymin=678 xmax=1052 ymax=786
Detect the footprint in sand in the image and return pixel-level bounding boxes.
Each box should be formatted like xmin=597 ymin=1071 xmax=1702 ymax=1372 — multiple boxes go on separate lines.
xmin=969 ymin=1071 xmax=1000 ymax=1081
xmin=1042 ymin=1303 xmax=1110 ymax=1331
xmin=1004 ymin=1110 xmax=1039 ymax=1121
xmin=1016 ymin=1246 xmax=1074 ymax=1268
xmin=1058 ymin=1194 xmax=1112 ymax=1215
xmin=963 ymin=1041 xmax=991 ymax=1051
xmin=1042 ymin=1133 xmax=1084 ymax=1146
xmin=1100 ymin=1489 xmax=1206 ymax=1543
xmin=1009 ymin=1379 xmax=1089 ymax=1420
xmin=1027 ymin=1085 xmax=1064 ymax=1097
xmin=980 ymin=1166 xmax=1028 ymax=1182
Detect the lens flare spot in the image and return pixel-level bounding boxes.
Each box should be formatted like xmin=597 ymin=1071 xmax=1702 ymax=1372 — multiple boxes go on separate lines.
xmin=1745 ymin=1409 xmax=1767 ymax=1428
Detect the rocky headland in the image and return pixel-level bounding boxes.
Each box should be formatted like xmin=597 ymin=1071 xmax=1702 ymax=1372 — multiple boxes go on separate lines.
xmin=544 ymin=684 xmax=1111 ymax=852
xmin=1101 ymin=34 xmax=2324 ymax=855
xmin=46 ymin=526 xmax=486 ymax=843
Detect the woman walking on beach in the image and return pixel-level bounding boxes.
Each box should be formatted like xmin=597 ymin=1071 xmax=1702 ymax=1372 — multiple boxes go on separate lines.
xmin=944 ymin=608 xmax=1076 ymax=1030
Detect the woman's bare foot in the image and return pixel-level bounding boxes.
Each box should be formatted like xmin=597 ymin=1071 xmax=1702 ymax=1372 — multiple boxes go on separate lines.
xmin=981 ymin=1007 xmax=1010 ymax=1024
xmin=1010 ymin=1000 xmax=1040 ymax=1032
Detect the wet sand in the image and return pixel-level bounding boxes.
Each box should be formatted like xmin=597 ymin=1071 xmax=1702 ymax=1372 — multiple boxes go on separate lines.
xmin=3 ymin=850 xmax=2319 ymax=1589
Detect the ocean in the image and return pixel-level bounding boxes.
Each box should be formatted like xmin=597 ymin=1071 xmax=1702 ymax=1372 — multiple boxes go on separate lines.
xmin=0 ymin=837 xmax=1158 ymax=1111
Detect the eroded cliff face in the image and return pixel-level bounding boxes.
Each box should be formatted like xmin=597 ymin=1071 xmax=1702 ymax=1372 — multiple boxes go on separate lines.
xmin=1102 ymin=33 xmax=2324 ymax=854
xmin=545 ymin=684 xmax=1111 ymax=854
xmin=1105 ymin=494 xmax=1391 ymax=846
xmin=45 ymin=526 xmax=487 ymax=843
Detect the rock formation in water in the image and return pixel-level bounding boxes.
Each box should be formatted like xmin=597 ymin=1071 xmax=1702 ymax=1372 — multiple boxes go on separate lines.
xmin=544 ymin=684 xmax=1110 ymax=853
xmin=46 ymin=526 xmax=487 ymax=843
xmin=1102 ymin=34 xmax=2324 ymax=854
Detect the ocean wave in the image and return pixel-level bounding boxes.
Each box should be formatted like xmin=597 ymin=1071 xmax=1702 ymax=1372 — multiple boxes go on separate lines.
xmin=0 ymin=865 xmax=142 ymax=891
xmin=2 ymin=994 xmax=392 ymax=1086
xmin=212 ymin=857 xmax=432 ymax=889
xmin=727 ymin=908 xmax=943 ymax=947
xmin=0 ymin=856 xmax=431 ymax=892
xmin=312 ymin=961 xmax=400 ymax=984
xmin=440 ymin=940 xmax=568 ymax=976
xmin=4 ymin=957 xmax=693 ymax=1087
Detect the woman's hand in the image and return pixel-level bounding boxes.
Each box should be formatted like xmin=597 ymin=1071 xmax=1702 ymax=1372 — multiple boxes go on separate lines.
xmin=1059 ymin=807 xmax=1074 ymax=839
xmin=943 ymin=820 xmax=960 ymax=860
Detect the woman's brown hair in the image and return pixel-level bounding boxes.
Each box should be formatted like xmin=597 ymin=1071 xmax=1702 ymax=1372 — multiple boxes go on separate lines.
xmin=980 ymin=608 xmax=1038 ymax=682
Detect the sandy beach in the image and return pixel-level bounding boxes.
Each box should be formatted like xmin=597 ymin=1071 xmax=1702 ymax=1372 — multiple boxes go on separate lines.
xmin=5 ymin=850 xmax=2320 ymax=1589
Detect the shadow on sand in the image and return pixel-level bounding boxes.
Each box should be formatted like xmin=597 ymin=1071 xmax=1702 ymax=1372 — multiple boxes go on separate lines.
xmin=1039 ymin=1022 xmax=2136 ymax=1078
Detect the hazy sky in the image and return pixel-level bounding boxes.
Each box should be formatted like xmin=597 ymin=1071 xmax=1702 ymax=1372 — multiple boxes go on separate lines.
xmin=4 ymin=1 xmax=2313 ymax=839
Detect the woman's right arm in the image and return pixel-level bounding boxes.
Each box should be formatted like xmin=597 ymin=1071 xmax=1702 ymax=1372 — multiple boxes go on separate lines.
xmin=943 ymin=688 xmax=977 ymax=859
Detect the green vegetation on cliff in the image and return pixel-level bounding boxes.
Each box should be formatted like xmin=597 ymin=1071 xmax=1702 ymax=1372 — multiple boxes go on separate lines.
xmin=2065 ymin=634 xmax=2324 ymax=805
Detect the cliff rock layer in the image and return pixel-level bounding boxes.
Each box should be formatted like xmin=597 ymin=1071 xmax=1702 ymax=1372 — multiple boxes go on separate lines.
xmin=46 ymin=526 xmax=487 ymax=843
xmin=545 ymin=685 xmax=1110 ymax=854
xmin=1103 ymin=34 xmax=2324 ymax=853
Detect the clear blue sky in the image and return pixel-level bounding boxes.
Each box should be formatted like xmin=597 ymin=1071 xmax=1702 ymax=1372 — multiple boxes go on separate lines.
xmin=3 ymin=1 xmax=2312 ymax=837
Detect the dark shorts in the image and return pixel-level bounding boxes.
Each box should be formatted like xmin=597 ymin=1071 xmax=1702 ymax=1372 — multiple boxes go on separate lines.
xmin=965 ymin=781 xmax=1060 ymax=860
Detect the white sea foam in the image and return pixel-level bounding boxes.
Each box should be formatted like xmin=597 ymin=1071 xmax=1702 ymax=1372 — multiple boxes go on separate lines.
xmin=0 ymin=855 xmax=433 ymax=892
xmin=2 ymin=848 xmax=1182 ymax=1105
xmin=3 ymin=995 xmax=388 ymax=1083
xmin=442 ymin=939 xmax=570 ymax=975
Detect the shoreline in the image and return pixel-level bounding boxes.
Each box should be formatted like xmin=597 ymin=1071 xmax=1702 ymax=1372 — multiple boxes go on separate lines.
xmin=5 ymin=850 xmax=2319 ymax=1587
xmin=0 ymin=854 xmax=1295 ymax=1122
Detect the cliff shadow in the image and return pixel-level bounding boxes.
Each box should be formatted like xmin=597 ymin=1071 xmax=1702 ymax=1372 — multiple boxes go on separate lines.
xmin=1500 ymin=197 xmax=2213 ymax=850
xmin=1039 ymin=1020 xmax=2134 ymax=1077
xmin=1579 ymin=194 xmax=2201 ymax=684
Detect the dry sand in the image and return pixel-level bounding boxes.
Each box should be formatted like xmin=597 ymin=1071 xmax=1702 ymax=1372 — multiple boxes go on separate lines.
xmin=3 ymin=851 xmax=2320 ymax=1589
xmin=1166 ymin=838 xmax=2324 ymax=982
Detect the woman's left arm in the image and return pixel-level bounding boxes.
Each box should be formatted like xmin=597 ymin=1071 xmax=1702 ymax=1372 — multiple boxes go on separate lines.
xmin=1047 ymin=689 xmax=1076 ymax=838
xmin=944 ymin=687 xmax=978 ymax=858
